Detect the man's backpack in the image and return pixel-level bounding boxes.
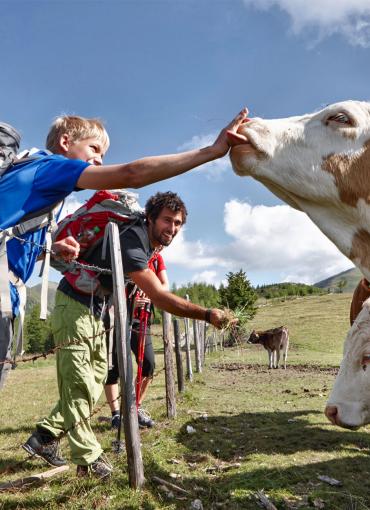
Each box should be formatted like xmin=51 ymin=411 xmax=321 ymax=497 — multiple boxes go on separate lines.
xmin=52 ymin=189 xmax=144 ymax=296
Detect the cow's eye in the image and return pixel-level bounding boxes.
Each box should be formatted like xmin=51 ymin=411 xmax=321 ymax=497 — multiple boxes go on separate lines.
xmin=326 ymin=112 xmax=353 ymax=126
xmin=361 ymin=354 xmax=370 ymax=371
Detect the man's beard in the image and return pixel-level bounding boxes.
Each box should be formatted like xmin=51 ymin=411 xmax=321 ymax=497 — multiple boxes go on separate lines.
xmin=156 ymin=232 xmax=173 ymax=246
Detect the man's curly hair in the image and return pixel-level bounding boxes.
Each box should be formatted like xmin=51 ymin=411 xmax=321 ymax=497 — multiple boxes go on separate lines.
xmin=145 ymin=191 xmax=187 ymax=224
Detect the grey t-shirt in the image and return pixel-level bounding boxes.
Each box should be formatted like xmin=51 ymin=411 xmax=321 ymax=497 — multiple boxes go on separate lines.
xmin=58 ymin=217 xmax=154 ymax=315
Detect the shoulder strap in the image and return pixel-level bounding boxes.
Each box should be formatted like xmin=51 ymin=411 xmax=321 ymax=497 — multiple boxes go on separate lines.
xmin=0 ymin=200 xmax=63 ymax=319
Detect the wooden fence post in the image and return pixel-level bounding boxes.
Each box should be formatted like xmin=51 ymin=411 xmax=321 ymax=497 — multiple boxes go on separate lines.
xmin=202 ymin=321 xmax=207 ymax=364
xmin=212 ymin=328 xmax=217 ymax=352
xmin=173 ymin=318 xmax=185 ymax=393
xmin=162 ymin=311 xmax=176 ymax=418
xmin=193 ymin=319 xmax=202 ymax=373
xmin=183 ymin=295 xmax=193 ymax=381
xmin=108 ymin=222 xmax=144 ymax=489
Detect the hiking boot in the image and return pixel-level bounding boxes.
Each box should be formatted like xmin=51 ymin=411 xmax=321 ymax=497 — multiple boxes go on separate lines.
xmin=137 ymin=407 xmax=155 ymax=428
xmin=22 ymin=429 xmax=67 ymax=467
xmin=111 ymin=413 xmax=121 ymax=430
xmin=76 ymin=454 xmax=113 ymax=479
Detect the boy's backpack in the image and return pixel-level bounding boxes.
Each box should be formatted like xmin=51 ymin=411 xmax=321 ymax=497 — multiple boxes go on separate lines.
xmin=0 ymin=122 xmax=61 ymax=357
xmin=52 ymin=189 xmax=144 ymax=296
xmin=0 ymin=122 xmax=21 ymax=175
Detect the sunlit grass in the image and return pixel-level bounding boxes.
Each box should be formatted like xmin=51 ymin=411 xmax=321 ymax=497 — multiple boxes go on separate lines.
xmin=1 ymin=292 xmax=369 ymax=509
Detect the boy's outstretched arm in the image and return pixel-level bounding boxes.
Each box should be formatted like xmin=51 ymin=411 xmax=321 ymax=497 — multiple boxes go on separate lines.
xmin=77 ymin=108 xmax=248 ymax=190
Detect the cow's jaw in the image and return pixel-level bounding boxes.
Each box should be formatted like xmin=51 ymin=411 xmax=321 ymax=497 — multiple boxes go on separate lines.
xmin=326 ymin=301 xmax=370 ymax=428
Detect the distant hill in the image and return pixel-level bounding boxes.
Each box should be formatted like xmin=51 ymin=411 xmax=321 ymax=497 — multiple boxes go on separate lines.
xmin=255 ymin=282 xmax=325 ymax=299
xmin=314 ymin=266 xmax=362 ymax=293
xmin=26 ymin=281 xmax=59 ymax=312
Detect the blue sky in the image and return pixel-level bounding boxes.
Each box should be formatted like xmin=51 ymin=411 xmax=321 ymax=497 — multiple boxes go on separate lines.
xmin=4 ymin=0 xmax=370 ymax=288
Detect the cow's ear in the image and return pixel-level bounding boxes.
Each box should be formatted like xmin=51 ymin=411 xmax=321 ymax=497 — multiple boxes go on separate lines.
xmin=361 ymin=354 xmax=370 ymax=371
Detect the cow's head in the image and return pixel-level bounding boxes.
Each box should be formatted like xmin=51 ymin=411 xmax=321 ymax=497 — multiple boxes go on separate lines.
xmin=229 ymin=100 xmax=370 ymax=281
xmin=325 ymin=298 xmax=370 ymax=429
xmin=247 ymin=330 xmax=260 ymax=344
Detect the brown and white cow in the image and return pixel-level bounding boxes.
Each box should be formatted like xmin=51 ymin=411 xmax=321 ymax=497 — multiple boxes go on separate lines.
xmin=248 ymin=326 xmax=289 ymax=369
xmin=228 ymin=100 xmax=370 ymax=428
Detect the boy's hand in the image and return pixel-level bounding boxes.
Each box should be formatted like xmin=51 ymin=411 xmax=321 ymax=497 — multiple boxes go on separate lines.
xmin=211 ymin=108 xmax=249 ymax=158
xmin=52 ymin=237 xmax=80 ymax=262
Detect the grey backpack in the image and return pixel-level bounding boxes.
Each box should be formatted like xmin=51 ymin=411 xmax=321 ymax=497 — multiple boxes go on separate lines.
xmin=0 ymin=122 xmax=21 ymax=176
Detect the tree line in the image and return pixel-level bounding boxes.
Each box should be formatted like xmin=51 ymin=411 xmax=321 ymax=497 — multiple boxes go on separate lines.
xmin=23 ymin=271 xmax=324 ymax=353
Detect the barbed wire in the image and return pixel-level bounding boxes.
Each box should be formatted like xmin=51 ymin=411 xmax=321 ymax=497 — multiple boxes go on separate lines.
xmin=1 ymin=227 xmax=112 ymax=275
xmin=0 ymin=326 xmax=115 ymax=367
xmin=0 ymin=337 xmax=169 ymax=477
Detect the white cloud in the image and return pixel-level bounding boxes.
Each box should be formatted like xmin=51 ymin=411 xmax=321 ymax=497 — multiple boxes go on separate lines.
xmin=164 ymin=229 xmax=229 ymax=269
xmin=177 ymin=133 xmax=229 ymax=181
xmin=223 ymin=200 xmax=352 ymax=283
xmin=243 ymin=0 xmax=370 ymax=47
xmin=164 ymin=200 xmax=353 ymax=286
xmin=191 ymin=270 xmax=219 ymax=285
xmin=59 ymin=193 xmax=85 ymax=219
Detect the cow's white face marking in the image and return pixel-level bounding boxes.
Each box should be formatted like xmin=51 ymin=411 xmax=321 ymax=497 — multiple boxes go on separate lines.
xmin=230 ymin=100 xmax=370 ymax=279
xmin=326 ymin=299 xmax=370 ymax=428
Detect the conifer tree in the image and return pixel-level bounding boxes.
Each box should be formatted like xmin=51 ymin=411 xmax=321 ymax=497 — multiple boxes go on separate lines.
xmin=25 ymin=304 xmax=51 ymax=353
xmin=219 ymin=269 xmax=257 ymax=320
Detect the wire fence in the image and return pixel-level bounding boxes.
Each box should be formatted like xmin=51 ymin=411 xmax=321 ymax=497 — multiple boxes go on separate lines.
xmin=0 ymin=228 xmax=233 ymax=481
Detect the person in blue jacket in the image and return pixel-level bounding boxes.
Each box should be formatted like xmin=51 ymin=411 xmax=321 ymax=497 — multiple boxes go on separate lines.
xmin=0 ymin=109 xmax=248 ymax=476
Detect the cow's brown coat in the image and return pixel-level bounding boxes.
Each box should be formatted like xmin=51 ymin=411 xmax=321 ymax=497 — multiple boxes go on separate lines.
xmin=322 ymin=141 xmax=370 ymax=207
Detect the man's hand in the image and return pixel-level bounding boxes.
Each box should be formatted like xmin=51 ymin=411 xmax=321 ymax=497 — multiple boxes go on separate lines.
xmin=211 ymin=108 xmax=249 ymax=158
xmin=135 ymin=292 xmax=151 ymax=308
xmin=208 ymin=308 xmax=238 ymax=330
xmin=52 ymin=236 xmax=80 ymax=262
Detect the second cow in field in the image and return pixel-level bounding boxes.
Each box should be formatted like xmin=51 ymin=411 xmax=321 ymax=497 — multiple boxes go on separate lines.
xmin=248 ymin=326 xmax=289 ymax=369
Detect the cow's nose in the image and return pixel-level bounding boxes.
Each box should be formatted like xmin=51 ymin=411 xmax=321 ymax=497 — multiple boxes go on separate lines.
xmin=325 ymin=405 xmax=338 ymax=425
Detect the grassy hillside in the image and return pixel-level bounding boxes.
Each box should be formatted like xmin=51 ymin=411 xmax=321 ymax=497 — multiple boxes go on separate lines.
xmin=26 ymin=281 xmax=59 ymax=312
xmin=314 ymin=266 xmax=362 ymax=293
xmin=1 ymin=292 xmax=366 ymax=510
xmin=249 ymin=292 xmax=352 ymax=365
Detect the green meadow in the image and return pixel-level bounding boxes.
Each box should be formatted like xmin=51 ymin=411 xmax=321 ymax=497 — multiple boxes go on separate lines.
xmin=1 ymin=293 xmax=369 ymax=510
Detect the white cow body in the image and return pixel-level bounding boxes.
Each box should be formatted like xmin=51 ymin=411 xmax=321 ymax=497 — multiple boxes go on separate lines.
xmin=229 ymin=100 xmax=370 ymax=428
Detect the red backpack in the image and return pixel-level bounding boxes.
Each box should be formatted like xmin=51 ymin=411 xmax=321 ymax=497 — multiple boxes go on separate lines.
xmin=52 ymin=189 xmax=144 ymax=295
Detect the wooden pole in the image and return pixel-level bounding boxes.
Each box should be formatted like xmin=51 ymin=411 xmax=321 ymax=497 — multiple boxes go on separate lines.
xmin=193 ymin=319 xmax=202 ymax=373
xmin=183 ymin=295 xmax=193 ymax=381
xmin=162 ymin=311 xmax=176 ymax=418
xmin=203 ymin=321 xmax=207 ymax=363
xmin=213 ymin=328 xmax=217 ymax=352
xmin=108 ymin=222 xmax=145 ymax=489
xmin=173 ymin=318 xmax=185 ymax=393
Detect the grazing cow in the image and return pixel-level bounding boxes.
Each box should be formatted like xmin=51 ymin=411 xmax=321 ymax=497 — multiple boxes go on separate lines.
xmin=228 ymin=100 xmax=370 ymax=428
xmin=248 ymin=326 xmax=289 ymax=369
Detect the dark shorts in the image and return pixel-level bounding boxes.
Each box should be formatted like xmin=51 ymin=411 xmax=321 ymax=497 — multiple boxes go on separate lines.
xmin=106 ymin=320 xmax=155 ymax=384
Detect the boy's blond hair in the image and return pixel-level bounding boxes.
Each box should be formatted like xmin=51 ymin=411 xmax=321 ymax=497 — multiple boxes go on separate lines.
xmin=46 ymin=115 xmax=110 ymax=154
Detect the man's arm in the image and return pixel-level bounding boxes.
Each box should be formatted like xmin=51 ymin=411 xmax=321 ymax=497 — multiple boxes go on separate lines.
xmin=129 ymin=268 xmax=230 ymax=329
xmin=77 ymin=109 xmax=248 ymax=190
xmin=156 ymin=268 xmax=169 ymax=291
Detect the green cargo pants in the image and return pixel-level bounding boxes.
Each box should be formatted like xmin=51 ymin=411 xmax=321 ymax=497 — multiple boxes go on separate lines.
xmin=38 ymin=291 xmax=107 ymax=466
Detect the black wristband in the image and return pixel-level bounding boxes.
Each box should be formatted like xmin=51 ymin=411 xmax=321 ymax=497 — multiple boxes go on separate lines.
xmin=205 ymin=309 xmax=212 ymax=324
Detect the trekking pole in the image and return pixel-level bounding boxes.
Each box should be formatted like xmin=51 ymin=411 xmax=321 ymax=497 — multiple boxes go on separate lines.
xmin=135 ymin=301 xmax=151 ymax=408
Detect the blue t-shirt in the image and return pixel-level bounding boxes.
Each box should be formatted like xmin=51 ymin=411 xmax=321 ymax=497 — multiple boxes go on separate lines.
xmin=0 ymin=151 xmax=89 ymax=315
